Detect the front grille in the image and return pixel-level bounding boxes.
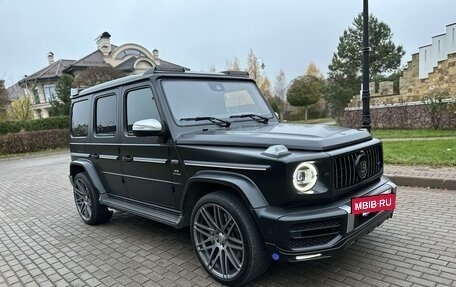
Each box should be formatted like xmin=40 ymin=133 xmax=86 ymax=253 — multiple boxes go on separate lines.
xmin=287 ymin=218 xmax=342 ymax=249
xmin=334 ymin=144 xmax=382 ymax=190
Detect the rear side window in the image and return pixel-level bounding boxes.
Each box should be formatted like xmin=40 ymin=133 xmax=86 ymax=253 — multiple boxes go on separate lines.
xmin=126 ymin=88 xmax=160 ymax=132
xmin=96 ymin=95 xmax=117 ymax=135
xmin=71 ymin=100 xmax=89 ymax=137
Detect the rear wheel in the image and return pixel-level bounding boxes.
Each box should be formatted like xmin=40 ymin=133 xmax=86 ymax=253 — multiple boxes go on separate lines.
xmin=190 ymin=192 xmax=269 ymax=286
xmin=73 ymin=172 xmax=112 ymax=225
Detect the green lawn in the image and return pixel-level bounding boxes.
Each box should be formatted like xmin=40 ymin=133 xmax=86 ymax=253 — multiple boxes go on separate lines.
xmin=383 ymin=139 xmax=456 ymax=166
xmin=373 ymin=129 xmax=456 ymax=139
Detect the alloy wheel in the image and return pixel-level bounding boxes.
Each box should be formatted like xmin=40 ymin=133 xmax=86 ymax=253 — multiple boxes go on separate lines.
xmin=193 ymin=203 xmax=245 ymax=280
xmin=73 ymin=178 xmax=93 ymax=221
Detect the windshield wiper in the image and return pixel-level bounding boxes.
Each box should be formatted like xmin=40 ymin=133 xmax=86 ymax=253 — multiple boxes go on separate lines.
xmin=229 ymin=113 xmax=270 ymax=124
xmin=180 ymin=116 xmax=231 ymax=128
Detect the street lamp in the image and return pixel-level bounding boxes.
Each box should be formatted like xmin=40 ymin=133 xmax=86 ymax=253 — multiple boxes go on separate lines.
xmin=361 ymin=0 xmax=372 ymax=133
xmin=252 ymin=56 xmax=265 ymax=82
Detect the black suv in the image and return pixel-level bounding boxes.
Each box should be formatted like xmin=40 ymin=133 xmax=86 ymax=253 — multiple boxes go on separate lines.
xmin=69 ymin=68 xmax=396 ymax=286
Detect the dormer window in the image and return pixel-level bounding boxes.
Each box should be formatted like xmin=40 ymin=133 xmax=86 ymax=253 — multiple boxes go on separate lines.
xmin=116 ymin=49 xmax=145 ymax=59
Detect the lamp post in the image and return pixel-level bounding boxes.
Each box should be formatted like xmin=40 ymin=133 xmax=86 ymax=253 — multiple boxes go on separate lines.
xmin=361 ymin=0 xmax=372 ymax=133
xmin=252 ymin=56 xmax=265 ymax=82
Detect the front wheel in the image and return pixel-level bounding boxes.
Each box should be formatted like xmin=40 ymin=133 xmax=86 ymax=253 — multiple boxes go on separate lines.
xmin=73 ymin=172 xmax=112 ymax=225
xmin=190 ymin=192 xmax=269 ymax=286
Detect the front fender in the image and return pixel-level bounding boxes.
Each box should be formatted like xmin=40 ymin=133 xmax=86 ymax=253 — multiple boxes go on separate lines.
xmin=69 ymin=159 xmax=107 ymax=195
xmin=181 ymin=170 xmax=269 ymax=210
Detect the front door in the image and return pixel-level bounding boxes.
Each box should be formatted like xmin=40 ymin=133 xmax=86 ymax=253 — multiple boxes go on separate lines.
xmin=119 ymin=85 xmax=175 ymax=209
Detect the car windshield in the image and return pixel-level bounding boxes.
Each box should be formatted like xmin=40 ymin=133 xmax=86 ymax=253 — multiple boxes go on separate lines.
xmin=161 ymin=79 xmax=272 ymax=126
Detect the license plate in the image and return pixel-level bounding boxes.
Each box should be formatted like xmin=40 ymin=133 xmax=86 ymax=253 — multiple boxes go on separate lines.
xmin=351 ymin=193 xmax=396 ymax=214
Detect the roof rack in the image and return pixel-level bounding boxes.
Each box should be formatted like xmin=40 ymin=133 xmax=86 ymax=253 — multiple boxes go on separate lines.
xmin=144 ymin=66 xmax=187 ymax=75
xmin=220 ymin=70 xmax=250 ymax=78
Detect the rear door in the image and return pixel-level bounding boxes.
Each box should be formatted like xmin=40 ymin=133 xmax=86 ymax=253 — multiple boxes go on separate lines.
xmin=87 ymin=90 xmax=125 ymax=198
xmin=119 ymin=84 xmax=175 ymax=209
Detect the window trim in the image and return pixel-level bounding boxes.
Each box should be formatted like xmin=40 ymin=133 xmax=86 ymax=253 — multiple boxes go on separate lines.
xmin=71 ymin=99 xmax=90 ymax=138
xmin=123 ymin=85 xmax=162 ymax=137
xmin=94 ymin=93 xmax=117 ymax=137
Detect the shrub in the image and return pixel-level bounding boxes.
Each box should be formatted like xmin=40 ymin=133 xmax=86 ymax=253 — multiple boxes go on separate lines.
xmin=0 ymin=116 xmax=69 ymax=135
xmin=0 ymin=129 xmax=69 ymax=154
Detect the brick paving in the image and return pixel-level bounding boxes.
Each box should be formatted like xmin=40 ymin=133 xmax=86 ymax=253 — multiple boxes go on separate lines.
xmin=0 ymin=153 xmax=455 ymax=287
xmin=384 ymin=164 xmax=456 ymax=190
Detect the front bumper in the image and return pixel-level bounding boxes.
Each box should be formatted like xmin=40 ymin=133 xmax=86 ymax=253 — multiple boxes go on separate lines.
xmin=254 ymin=176 xmax=396 ymax=262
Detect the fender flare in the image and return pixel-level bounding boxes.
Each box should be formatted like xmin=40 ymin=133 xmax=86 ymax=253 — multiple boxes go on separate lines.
xmin=181 ymin=170 xmax=269 ymax=210
xmin=69 ymin=159 xmax=107 ymax=195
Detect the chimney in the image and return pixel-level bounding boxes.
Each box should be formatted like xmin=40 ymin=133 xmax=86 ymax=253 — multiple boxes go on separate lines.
xmin=152 ymin=49 xmax=159 ymax=59
xmin=47 ymin=52 xmax=54 ymax=65
xmin=152 ymin=49 xmax=160 ymax=65
xmin=97 ymin=32 xmax=112 ymax=55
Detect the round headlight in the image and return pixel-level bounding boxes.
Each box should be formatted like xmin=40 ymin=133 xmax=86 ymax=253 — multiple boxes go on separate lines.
xmin=293 ymin=162 xmax=318 ymax=193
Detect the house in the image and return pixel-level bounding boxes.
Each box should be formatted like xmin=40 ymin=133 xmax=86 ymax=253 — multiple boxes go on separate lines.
xmin=15 ymin=32 xmax=187 ymax=119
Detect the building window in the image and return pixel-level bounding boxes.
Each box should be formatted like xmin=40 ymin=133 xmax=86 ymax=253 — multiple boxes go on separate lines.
xmin=453 ymin=28 xmax=455 ymax=45
xmin=95 ymin=95 xmax=117 ymax=135
xmin=33 ymin=87 xmax=40 ymax=104
xmin=116 ymin=49 xmax=146 ymax=59
xmin=424 ymin=50 xmax=427 ymax=61
xmin=43 ymin=84 xmax=56 ymax=102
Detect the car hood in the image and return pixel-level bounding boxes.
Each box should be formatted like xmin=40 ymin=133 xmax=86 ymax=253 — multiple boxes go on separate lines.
xmin=175 ymin=123 xmax=372 ymax=151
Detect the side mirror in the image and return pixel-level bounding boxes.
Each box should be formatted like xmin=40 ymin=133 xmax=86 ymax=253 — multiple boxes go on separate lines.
xmin=132 ymin=119 xmax=163 ymax=136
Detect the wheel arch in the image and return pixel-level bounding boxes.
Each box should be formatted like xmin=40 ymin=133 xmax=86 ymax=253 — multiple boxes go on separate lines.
xmin=180 ymin=170 xmax=269 ymax=226
xmin=69 ymin=159 xmax=108 ymax=195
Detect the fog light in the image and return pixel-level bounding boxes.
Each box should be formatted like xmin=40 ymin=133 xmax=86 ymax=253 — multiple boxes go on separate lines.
xmin=295 ymin=253 xmax=322 ymax=261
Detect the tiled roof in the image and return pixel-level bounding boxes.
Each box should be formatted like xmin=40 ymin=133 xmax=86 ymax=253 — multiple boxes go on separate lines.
xmin=23 ymin=59 xmax=75 ymax=82
xmin=115 ymin=56 xmax=190 ymax=72
xmin=115 ymin=57 xmax=137 ymax=72
xmin=157 ymin=59 xmax=190 ymax=71
xmin=65 ymin=45 xmax=119 ymax=72
xmin=6 ymin=82 xmax=25 ymax=100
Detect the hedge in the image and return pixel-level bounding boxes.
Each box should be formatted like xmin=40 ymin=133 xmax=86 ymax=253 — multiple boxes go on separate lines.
xmin=0 ymin=116 xmax=69 ymax=135
xmin=0 ymin=129 xmax=69 ymax=154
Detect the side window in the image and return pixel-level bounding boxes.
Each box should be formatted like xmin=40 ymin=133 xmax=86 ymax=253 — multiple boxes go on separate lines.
xmin=126 ymin=87 xmax=161 ymax=132
xmin=95 ymin=95 xmax=117 ymax=135
xmin=71 ymin=100 xmax=89 ymax=137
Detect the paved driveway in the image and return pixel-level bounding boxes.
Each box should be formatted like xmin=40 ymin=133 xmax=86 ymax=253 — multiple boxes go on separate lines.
xmin=0 ymin=153 xmax=455 ymax=287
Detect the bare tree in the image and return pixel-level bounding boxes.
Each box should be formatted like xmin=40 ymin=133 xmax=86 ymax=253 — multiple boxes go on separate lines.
xmin=226 ymin=57 xmax=241 ymax=71
xmin=72 ymin=67 xmax=127 ymax=88
xmin=8 ymin=96 xmax=33 ymax=121
xmin=0 ymin=80 xmax=9 ymax=121
xmin=247 ymin=49 xmax=263 ymax=83
xmin=273 ymin=70 xmax=287 ymax=100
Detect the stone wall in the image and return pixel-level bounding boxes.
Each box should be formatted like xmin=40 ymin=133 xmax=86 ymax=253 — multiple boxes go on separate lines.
xmin=348 ymin=52 xmax=456 ymax=108
xmin=341 ymin=101 xmax=456 ymax=129
xmin=401 ymin=52 xmax=456 ymax=100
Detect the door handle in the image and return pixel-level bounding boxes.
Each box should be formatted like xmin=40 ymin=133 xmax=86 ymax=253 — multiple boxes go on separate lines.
xmin=90 ymin=153 xmax=99 ymax=159
xmin=122 ymin=156 xmax=133 ymax=162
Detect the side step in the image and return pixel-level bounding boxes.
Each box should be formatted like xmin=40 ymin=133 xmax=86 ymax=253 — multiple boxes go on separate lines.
xmin=100 ymin=195 xmax=182 ymax=228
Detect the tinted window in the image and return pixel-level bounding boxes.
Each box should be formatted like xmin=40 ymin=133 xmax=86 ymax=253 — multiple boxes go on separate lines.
xmin=96 ymin=95 xmax=117 ymax=134
xmin=71 ymin=100 xmax=89 ymax=137
xmin=126 ymin=88 xmax=160 ymax=132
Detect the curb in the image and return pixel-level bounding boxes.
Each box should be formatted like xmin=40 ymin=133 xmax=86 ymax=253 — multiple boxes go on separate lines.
xmin=385 ymin=174 xmax=456 ymax=191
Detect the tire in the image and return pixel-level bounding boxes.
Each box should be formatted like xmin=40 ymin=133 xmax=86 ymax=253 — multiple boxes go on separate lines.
xmin=73 ymin=172 xmax=112 ymax=225
xmin=190 ymin=191 xmax=270 ymax=286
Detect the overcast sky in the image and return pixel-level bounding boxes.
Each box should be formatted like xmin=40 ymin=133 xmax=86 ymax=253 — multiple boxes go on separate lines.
xmin=1 ymin=0 xmax=455 ymax=87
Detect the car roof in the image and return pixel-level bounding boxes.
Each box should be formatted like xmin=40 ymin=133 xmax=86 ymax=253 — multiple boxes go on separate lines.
xmin=72 ymin=68 xmax=250 ymax=98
